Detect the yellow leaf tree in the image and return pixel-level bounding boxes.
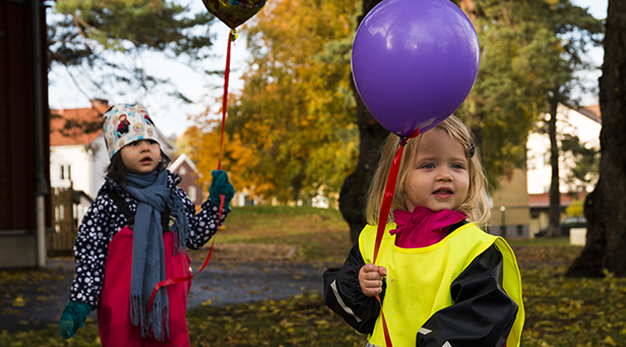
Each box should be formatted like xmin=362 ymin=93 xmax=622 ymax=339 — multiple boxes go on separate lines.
xmin=181 ymin=118 xmax=261 ymax=199
xmin=216 ymin=0 xmax=360 ymax=204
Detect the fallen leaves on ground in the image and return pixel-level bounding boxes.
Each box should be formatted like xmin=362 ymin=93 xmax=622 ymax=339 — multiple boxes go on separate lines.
xmin=521 ymin=264 xmax=626 ymax=346
xmin=188 ymin=293 xmax=364 ymax=346
xmin=1 ymin=242 xmax=626 ymax=346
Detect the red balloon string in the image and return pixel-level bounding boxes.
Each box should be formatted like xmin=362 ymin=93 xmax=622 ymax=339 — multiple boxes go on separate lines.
xmin=376 ymin=294 xmax=393 ymax=347
xmin=372 ymin=128 xmax=420 ymax=264
xmin=218 ymin=30 xmax=233 ymax=170
xmin=371 ymin=128 xmax=420 ymax=346
xmin=149 ymin=31 xmax=235 ymax=311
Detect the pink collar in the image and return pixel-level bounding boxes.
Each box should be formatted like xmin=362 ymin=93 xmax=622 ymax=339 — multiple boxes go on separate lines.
xmin=390 ymin=206 xmax=466 ymax=248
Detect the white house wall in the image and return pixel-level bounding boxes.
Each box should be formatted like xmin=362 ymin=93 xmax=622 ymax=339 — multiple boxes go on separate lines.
xmin=91 ymin=134 xmax=109 ymax=198
xmin=527 ymin=104 xmax=601 ymax=194
xmin=50 ymin=144 xmax=94 ymax=196
xmin=50 ymin=134 xmax=109 ymax=199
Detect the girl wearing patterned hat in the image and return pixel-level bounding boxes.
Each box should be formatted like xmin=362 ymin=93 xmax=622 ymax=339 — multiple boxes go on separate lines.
xmin=59 ymin=104 xmax=235 ymax=346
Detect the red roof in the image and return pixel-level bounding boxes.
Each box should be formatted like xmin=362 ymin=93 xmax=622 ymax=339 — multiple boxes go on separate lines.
xmin=577 ymin=105 xmax=602 ymax=124
xmin=581 ymin=105 xmax=600 ymax=118
xmin=528 ymin=192 xmax=588 ymax=208
xmin=50 ymin=103 xmax=109 ymax=146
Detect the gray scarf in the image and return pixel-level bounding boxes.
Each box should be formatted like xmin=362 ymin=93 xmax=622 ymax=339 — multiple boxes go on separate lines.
xmin=125 ymin=170 xmax=189 ymax=340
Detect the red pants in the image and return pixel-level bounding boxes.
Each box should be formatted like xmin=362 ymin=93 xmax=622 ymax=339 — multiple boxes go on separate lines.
xmin=98 ymin=226 xmax=192 ymax=347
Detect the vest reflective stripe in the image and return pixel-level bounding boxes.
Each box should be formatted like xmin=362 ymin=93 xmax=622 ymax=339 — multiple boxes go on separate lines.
xmin=330 ymin=279 xmax=363 ymax=323
xmin=359 ymin=223 xmax=524 ymax=347
xmin=364 ymin=340 xmax=383 ymax=347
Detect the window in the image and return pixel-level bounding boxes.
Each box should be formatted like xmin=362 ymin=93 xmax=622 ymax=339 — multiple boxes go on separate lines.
xmin=188 ymin=186 xmax=196 ymax=202
xmin=180 ymin=167 xmax=187 ymax=175
xmin=60 ymin=165 xmax=72 ymax=180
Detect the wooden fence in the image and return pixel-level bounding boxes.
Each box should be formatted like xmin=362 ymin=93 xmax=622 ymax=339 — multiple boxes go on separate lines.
xmin=47 ymin=186 xmax=76 ymax=256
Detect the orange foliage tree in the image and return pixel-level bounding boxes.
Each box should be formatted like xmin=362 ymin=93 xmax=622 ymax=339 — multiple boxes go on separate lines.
xmin=180 ymin=118 xmax=264 ymax=198
xmin=189 ymin=0 xmax=360 ymax=204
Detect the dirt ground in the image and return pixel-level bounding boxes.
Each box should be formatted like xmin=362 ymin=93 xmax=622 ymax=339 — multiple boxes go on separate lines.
xmin=0 ymin=243 xmax=327 ymax=332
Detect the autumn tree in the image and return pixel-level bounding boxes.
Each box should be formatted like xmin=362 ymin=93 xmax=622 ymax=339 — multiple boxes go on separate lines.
xmin=455 ymin=0 xmax=601 ymax=182
xmin=532 ymin=5 xmax=602 ymax=238
xmin=221 ymin=0 xmax=360 ymax=203
xmin=567 ymin=0 xmax=626 ymax=277
xmin=48 ymin=0 xmax=217 ymax=111
xmin=180 ymin=119 xmax=256 ymax=196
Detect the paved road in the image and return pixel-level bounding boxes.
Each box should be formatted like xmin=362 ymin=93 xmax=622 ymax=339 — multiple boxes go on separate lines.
xmin=0 ymin=258 xmax=327 ymax=332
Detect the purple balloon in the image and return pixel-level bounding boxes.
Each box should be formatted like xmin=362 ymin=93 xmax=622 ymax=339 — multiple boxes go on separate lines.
xmin=352 ymin=0 xmax=480 ymax=136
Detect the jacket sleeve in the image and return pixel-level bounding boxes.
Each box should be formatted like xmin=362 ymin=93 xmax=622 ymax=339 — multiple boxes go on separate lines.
xmin=175 ymin=185 xmax=230 ymax=250
xmin=323 ymin=242 xmax=385 ymax=334
xmin=69 ymin=194 xmax=122 ymax=307
xmin=416 ymin=244 xmax=518 ymax=347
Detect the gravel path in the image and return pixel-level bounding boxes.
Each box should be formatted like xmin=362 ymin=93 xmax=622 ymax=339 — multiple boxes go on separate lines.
xmin=0 ymin=246 xmax=328 ymax=332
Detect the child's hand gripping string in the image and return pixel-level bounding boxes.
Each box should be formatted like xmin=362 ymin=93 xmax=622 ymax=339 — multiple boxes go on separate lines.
xmin=209 ymin=170 xmax=235 ymax=208
xmin=359 ymin=264 xmax=387 ymax=297
xmin=360 ymin=264 xmax=393 ymax=346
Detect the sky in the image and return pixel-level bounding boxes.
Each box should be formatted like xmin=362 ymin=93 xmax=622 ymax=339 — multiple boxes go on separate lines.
xmin=569 ymin=0 xmax=607 ymax=105
xmin=47 ymin=0 xmax=250 ymax=138
xmin=47 ymin=0 xmax=609 ymax=139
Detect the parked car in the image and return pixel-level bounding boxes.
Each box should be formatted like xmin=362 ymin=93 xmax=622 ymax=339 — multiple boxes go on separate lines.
xmin=534 ymin=217 xmax=587 ymax=237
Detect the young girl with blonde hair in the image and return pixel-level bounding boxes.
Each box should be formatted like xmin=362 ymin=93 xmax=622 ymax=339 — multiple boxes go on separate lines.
xmin=324 ymin=115 xmax=524 ymax=347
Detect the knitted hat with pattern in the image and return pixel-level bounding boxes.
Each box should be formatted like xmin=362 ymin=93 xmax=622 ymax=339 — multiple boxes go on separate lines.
xmin=102 ymin=104 xmax=160 ymax=158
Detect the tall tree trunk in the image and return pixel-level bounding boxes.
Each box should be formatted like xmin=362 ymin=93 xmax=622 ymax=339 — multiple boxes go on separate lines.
xmin=339 ymin=0 xmax=386 ymax=245
xmin=567 ymin=0 xmax=626 ymax=277
xmin=547 ymin=95 xmax=561 ymax=238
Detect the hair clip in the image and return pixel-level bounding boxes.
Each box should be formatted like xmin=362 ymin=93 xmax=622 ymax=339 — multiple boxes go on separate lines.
xmin=469 ymin=140 xmax=475 ymax=158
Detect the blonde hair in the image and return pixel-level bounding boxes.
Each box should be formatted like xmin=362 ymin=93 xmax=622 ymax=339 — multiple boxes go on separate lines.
xmin=365 ymin=115 xmax=491 ymax=227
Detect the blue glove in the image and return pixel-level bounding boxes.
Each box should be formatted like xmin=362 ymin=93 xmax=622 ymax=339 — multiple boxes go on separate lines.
xmin=209 ymin=170 xmax=235 ymax=208
xmin=59 ymin=301 xmax=93 ymax=339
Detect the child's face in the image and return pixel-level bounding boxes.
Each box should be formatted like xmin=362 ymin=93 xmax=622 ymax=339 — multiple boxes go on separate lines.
xmin=120 ymin=139 xmax=161 ymax=174
xmin=403 ymin=128 xmax=469 ymax=213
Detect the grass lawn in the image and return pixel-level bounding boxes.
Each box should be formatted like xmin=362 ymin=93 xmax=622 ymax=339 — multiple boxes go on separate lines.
xmin=1 ymin=206 xmax=625 ymax=346
xmin=215 ymin=205 xmax=354 ymax=264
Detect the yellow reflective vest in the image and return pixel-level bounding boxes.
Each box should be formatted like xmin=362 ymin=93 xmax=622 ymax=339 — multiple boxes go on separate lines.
xmin=359 ymin=222 xmax=524 ymax=347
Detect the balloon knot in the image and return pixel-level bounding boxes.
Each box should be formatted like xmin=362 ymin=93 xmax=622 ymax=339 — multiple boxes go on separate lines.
xmin=230 ymin=29 xmax=238 ymax=42
xmin=399 ymin=128 xmax=420 ymax=147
